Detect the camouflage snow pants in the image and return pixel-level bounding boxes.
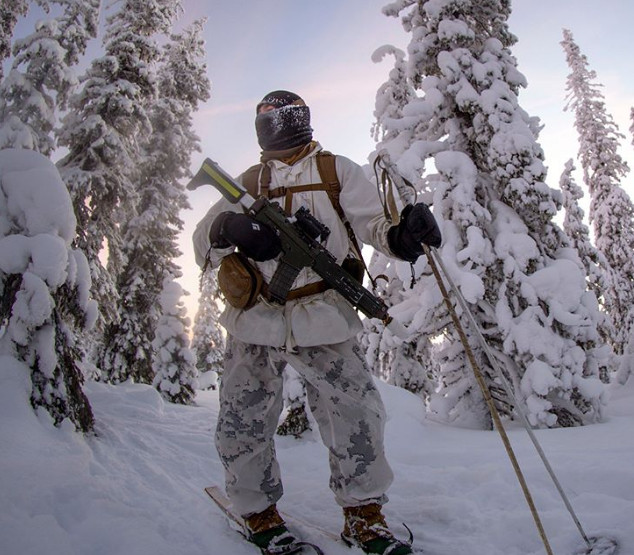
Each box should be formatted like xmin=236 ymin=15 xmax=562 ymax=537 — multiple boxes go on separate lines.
xmin=216 ymin=335 xmax=394 ymax=517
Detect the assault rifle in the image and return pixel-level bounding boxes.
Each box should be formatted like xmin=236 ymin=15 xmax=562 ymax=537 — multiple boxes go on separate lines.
xmin=188 ymin=158 xmax=394 ymax=326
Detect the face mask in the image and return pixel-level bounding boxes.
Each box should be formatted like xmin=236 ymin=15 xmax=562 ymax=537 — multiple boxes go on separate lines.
xmin=255 ymin=105 xmax=313 ymax=151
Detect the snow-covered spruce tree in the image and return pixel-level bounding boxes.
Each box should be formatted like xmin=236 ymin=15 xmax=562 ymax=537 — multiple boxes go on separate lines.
xmin=152 ymin=277 xmax=197 ymax=404
xmin=559 ymin=158 xmax=614 ymax=370
xmin=367 ymin=0 xmax=514 ymax=425
xmin=362 ymin=301 xmax=435 ymax=400
xmin=0 ymin=149 xmax=96 ymax=432
xmin=101 ymin=19 xmax=210 ymax=384
xmin=371 ymin=44 xmax=417 ymax=146
xmin=0 ymin=0 xmax=31 ymax=81
xmin=619 ymin=107 xmax=634 ymax=385
xmin=57 ymin=0 xmax=180 ymax=366
xmin=0 ymin=0 xmax=99 ymax=155
xmin=562 ymin=28 xmax=634 ymax=361
xmin=54 ymin=0 xmax=100 ymax=73
xmin=369 ymin=0 xmax=607 ymax=428
xmin=191 ymin=268 xmax=224 ymax=390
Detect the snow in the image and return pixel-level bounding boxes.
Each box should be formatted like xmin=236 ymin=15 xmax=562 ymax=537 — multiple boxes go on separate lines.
xmin=0 ymin=150 xmax=95 ymax=376
xmin=0 ymin=149 xmax=76 ymax=240
xmin=1 ymin=356 xmax=633 ymax=555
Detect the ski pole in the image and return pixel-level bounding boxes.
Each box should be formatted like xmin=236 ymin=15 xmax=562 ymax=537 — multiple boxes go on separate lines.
xmin=429 ymin=244 xmax=619 ymax=554
xmin=422 ymin=244 xmax=555 ymax=555
xmin=426 ymin=245 xmax=594 ymax=548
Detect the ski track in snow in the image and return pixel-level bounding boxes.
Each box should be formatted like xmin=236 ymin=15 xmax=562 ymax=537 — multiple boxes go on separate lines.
xmin=1 ymin=361 xmax=633 ymax=555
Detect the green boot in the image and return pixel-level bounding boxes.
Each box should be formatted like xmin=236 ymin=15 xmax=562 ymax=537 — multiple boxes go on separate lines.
xmin=341 ymin=503 xmax=413 ymax=555
xmin=244 ymin=505 xmax=301 ymax=554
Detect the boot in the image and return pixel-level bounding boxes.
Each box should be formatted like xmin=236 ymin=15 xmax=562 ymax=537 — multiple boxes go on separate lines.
xmin=341 ymin=503 xmax=413 ymax=555
xmin=244 ymin=504 xmax=299 ymax=553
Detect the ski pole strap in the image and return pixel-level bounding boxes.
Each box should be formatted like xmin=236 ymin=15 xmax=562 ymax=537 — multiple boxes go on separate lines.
xmin=373 ymin=154 xmax=413 ymax=224
xmin=423 ymin=244 xmax=554 ymax=555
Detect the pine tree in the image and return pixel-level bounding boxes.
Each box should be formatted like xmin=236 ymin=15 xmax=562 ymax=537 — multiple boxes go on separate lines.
xmin=57 ymin=0 xmax=180 ymax=363
xmin=619 ymin=110 xmax=634 ymax=385
xmin=152 ymin=277 xmax=197 ymax=404
xmin=0 ymin=0 xmax=31 ymax=81
xmin=0 ymin=0 xmax=99 ymax=430
xmin=0 ymin=149 xmax=95 ymax=432
xmin=559 ymin=159 xmax=614 ymax=362
xmin=371 ymin=44 xmax=416 ymax=146
xmin=562 ymin=28 xmax=634 ymax=359
xmin=191 ymin=269 xmax=224 ymax=390
xmin=427 ymin=332 xmax=492 ymax=428
xmin=0 ymin=0 xmax=99 ymax=155
xmin=101 ymin=18 xmax=211 ymax=383
xmin=369 ymin=0 xmax=606 ymax=427
xmin=54 ymin=0 xmax=100 ymax=72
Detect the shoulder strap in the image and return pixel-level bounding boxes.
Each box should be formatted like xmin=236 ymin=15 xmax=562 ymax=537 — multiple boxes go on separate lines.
xmin=240 ymin=164 xmax=262 ymax=198
xmin=243 ymin=153 xmax=373 ymax=285
xmin=315 ymin=153 xmax=376 ymax=287
xmin=244 ymin=152 xmax=339 ymax=202
xmin=240 ymin=163 xmax=272 ymax=198
xmin=315 ymin=151 xmax=342 ymax=217
xmin=315 ymin=153 xmax=366 ymax=264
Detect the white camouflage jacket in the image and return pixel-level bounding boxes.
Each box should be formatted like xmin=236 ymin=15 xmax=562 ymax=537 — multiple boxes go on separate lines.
xmin=192 ymin=143 xmax=395 ymax=349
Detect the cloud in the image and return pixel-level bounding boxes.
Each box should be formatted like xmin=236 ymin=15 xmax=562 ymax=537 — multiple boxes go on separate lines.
xmin=197 ymin=99 xmax=255 ymax=118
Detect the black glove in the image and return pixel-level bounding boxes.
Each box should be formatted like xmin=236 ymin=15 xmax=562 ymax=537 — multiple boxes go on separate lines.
xmin=387 ymin=203 xmax=441 ymax=262
xmin=209 ymin=211 xmax=282 ymax=261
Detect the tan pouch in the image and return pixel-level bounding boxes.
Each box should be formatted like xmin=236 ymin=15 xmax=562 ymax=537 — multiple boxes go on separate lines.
xmin=218 ymin=252 xmax=263 ymax=310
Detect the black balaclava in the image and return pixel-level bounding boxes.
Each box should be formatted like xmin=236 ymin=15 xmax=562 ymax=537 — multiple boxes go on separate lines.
xmin=255 ymin=90 xmax=313 ymax=151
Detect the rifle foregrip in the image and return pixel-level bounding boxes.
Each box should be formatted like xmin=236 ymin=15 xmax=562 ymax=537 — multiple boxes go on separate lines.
xmin=267 ymin=259 xmax=302 ymax=305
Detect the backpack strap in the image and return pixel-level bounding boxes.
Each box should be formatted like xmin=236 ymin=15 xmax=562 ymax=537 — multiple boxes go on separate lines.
xmin=315 ymin=151 xmax=341 ymax=215
xmin=240 ymin=164 xmax=262 ymax=198
xmin=315 ymin=153 xmax=370 ymax=284
xmin=240 ymin=163 xmax=272 ymax=199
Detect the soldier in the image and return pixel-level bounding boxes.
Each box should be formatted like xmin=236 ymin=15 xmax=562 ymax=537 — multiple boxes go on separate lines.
xmin=193 ymin=90 xmax=440 ymax=554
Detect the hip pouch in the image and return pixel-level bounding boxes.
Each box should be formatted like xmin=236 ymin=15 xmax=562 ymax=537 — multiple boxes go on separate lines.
xmin=218 ymin=252 xmax=263 ymax=310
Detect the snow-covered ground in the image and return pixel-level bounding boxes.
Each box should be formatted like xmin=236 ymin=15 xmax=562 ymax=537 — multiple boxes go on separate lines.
xmin=1 ymin=356 xmax=633 ymax=555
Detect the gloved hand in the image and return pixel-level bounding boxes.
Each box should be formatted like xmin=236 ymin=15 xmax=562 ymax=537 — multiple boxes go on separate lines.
xmin=209 ymin=211 xmax=282 ymax=261
xmin=387 ymin=203 xmax=441 ymax=262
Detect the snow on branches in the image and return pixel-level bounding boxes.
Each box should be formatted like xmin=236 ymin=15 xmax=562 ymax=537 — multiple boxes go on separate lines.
xmin=562 ymin=28 xmax=634 ymax=363
xmin=152 ymin=277 xmax=197 ymax=405
xmin=0 ymin=149 xmax=96 ymax=431
xmin=367 ymin=0 xmax=608 ymax=428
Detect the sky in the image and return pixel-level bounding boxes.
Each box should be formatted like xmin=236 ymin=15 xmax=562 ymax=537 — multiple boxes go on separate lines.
xmin=8 ymin=0 xmax=634 ymax=322
xmin=175 ymin=0 xmax=634 ymax=321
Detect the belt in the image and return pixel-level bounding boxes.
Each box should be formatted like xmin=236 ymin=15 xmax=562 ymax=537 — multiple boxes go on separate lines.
xmin=262 ymin=280 xmax=329 ymax=303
